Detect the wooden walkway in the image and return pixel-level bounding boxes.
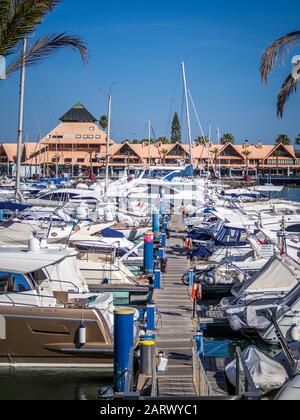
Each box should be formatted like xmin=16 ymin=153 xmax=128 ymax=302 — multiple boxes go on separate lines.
xmin=155 ymin=215 xmax=197 ymax=397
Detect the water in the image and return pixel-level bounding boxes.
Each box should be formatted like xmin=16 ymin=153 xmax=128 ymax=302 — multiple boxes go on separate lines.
xmin=0 ymin=369 xmax=111 ymax=400
xmin=281 ymin=187 xmax=300 ymax=203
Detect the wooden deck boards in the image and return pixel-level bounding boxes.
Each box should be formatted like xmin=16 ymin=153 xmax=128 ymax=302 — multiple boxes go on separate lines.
xmin=155 ymin=214 xmax=197 ymax=397
xmin=154 ymin=214 xmax=230 ymax=398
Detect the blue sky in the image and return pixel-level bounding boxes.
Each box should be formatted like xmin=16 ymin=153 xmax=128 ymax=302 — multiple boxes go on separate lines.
xmin=1 ymin=0 xmax=300 ymax=144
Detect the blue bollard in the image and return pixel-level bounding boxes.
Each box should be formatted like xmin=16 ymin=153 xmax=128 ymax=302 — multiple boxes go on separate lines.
xmin=158 ymin=247 xmax=165 ymax=259
xmin=114 ymin=308 xmax=135 ymax=394
xmin=153 ymin=210 xmax=160 ymax=240
xmin=144 ymin=232 xmax=154 ymax=275
xmin=194 ymin=332 xmax=204 ymax=357
xmin=161 ymin=232 xmax=167 ymax=248
xmin=146 ymin=303 xmax=156 ymax=333
xmin=0 ymin=210 xmax=4 ymax=222
xmin=154 ymin=269 xmax=161 ymax=290
xmin=188 ymin=268 xmax=195 ymax=288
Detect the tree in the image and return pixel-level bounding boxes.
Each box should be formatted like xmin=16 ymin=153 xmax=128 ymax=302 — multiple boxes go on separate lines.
xmin=160 ymin=148 xmax=169 ymax=166
xmin=99 ymin=115 xmax=108 ymax=131
xmin=242 ymin=150 xmax=252 ymax=176
xmin=261 ymin=30 xmax=300 ymax=118
xmin=157 ymin=136 xmax=170 ymax=145
xmin=0 ymin=1 xmax=87 ymax=78
xmin=296 ymin=134 xmax=300 ymax=146
xmin=171 ymin=112 xmax=181 ymax=144
xmin=220 ymin=133 xmax=235 ymax=145
xmin=275 ymin=134 xmax=291 ymax=145
xmin=194 ymin=136 xmax=210 ymax=146
xmin=210 ymin=147 xmax=220 ymax=175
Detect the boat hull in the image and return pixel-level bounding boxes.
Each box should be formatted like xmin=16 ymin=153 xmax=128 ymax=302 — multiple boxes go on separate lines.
xmin=0 ymin=305 xmax=113 ymax=371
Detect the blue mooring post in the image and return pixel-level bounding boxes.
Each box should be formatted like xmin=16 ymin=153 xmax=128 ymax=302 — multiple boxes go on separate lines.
xmin=146 ymin=303 xmax=156 ymax=333
xmin=144 ymin=232 xmax=154 ymax=276
xmin=154 ymin=269 xmax=161 ymax=290
xmin=153 ymin=209 xmax=160 ymax=240
xmin=114 ymin=308 xmax=135 ymax=394
xmin=161 ymin=232 xmax=167 ymax=248
xmin=158 ymin=247 xmax=165 ymax=259
xmin=188 ymin=268 xmax=195 ymax=288
xmin=194 ymin=332 xmax=204 ymax=357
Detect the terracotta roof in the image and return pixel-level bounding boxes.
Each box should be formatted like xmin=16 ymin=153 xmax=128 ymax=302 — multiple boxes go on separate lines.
xmin=1 ymin=144 xmax=18 ymax=161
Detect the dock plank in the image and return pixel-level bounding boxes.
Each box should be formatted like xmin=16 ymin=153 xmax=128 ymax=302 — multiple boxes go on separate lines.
xmin=155 ymin=215 xmax=197 ymax=397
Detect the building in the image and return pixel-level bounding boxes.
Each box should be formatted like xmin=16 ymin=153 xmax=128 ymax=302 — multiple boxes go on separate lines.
xmin=1 ymin=103 xmax=300 ymax=178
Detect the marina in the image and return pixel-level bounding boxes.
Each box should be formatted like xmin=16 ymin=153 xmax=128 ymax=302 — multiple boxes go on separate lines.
xmin=2 ymin=0 xmax=300 ymax=404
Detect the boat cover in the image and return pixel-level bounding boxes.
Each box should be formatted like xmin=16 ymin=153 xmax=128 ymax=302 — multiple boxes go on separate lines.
xmin=237 ymin=256 xmax=298 ymax=297
xmin=101 ymin=228 xmax=124 ymax=239
xmin=191 ymin=246 xmax=212 ymax=258
xmin=227 ymin=306 xmax=270 ymax=332
xmin=0 ymin=202 xmax=31 ymax=211
xmin=226 ymin=346 xmax=288 ymax=394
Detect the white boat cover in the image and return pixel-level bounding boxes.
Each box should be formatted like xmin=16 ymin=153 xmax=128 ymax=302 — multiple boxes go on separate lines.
xmin=226 ymin=346 xmax=288 ymax=394
xmin=237 ymin=256 xmax=298 ymax=297
xmin=227 ymin=306 xmax=270 ymax=332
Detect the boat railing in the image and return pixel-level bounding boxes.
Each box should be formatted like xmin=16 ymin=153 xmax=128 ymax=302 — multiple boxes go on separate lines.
xmin=235 ymin=347 xmax=261 ymax=400
xmin=192 ymin=341 xmax=214 ymax=397
xmin=3 ymin=292 xmax=68 ymax=308
xmin=42 ymin=277 xmax=80 ymax=294
xmin=76 ymin=243 xmax=117 ymax=266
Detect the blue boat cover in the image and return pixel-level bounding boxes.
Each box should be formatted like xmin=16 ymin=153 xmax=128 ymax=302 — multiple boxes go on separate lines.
xmin=0 ymin=202 xmax=31 ymax=211
xmin=164 ymin=165 xmax=194 ymax=182
xmin=101 ymin=228 xmax=125 ymax=239
xmin=191 ymin=246 xmax=212 ymax=258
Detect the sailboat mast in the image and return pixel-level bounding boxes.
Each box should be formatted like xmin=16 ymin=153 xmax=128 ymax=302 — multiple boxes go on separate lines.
xmin=148 ymin=119 xmax=151 ymax=167
xmin=105 ymin=91 xmax=112 ymax=198
xmin=15 ymin=37 xmax=27 ymax=200
xmin=181 ymin=61 xmax=194 ymax=170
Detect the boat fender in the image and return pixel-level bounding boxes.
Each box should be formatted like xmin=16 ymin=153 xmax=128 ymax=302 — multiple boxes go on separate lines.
xmin=291 ymin=326 xmax=300 ymax=342
xmin=28 ymin=235 xmax=41 ymax=253
xmin=213 ymin=269 xmax=222 ymax=285
xmin=237 ymin=272 xmax=245 ymax=283
xmin=78 ymin=324 xmax=86 ymax=346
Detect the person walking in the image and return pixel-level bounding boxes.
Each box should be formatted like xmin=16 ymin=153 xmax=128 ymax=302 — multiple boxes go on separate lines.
xmin=185 ymin=236 xmax=193 ymax=259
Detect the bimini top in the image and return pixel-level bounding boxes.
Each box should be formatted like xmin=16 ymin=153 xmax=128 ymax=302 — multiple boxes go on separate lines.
xmin=0 ymin=247 xmax=78 ymax=275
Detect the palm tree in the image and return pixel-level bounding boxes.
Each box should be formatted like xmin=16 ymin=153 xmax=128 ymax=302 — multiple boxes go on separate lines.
xmin=194 ymin=136 xmax=210 ymax=146
xmin=210 ymin=147 xmax=220 ymax=175
xmin=220 ymin=133 xmax=235 ymax=145
xmin=261 ymin=31 xmax=300 ymax=117
xmin=275 ymin=134 xmax=291 ymax=146
xmin=156 ymin=136 xmax=169 ymax=145
xmin=296 ymin=134 xmax=300 ymax=146
xmin=0 ymin=0 xmax=87 ymax=78
xmin=160 ymin=148 xmax=169 ymax=166
xmin=99 ymin=115 xmax=108 ymax=132
xmin=242 ymin=150 xmax=252 ymax=176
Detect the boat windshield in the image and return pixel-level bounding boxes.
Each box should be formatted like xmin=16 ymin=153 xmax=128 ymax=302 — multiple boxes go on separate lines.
xmin=0 ymin=272 xmax=34 ymax=293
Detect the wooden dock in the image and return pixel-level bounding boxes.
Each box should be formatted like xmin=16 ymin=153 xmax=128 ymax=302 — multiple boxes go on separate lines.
xmin=154 ymin=214 xmax=197 ymax=397
xmin=152 ymin=215 xmax=231 ymax=399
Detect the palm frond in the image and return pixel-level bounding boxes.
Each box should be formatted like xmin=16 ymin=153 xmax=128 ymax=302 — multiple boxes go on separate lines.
xmin=0 ymin=0 xmax=61 ymax=56
xmin=277 ymin=74 xmax=298 ymax=118
xmin=261 ymin=31 xmax=300 ymax=84
xmin=6 ymin=33 xmax=87 ymax=76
